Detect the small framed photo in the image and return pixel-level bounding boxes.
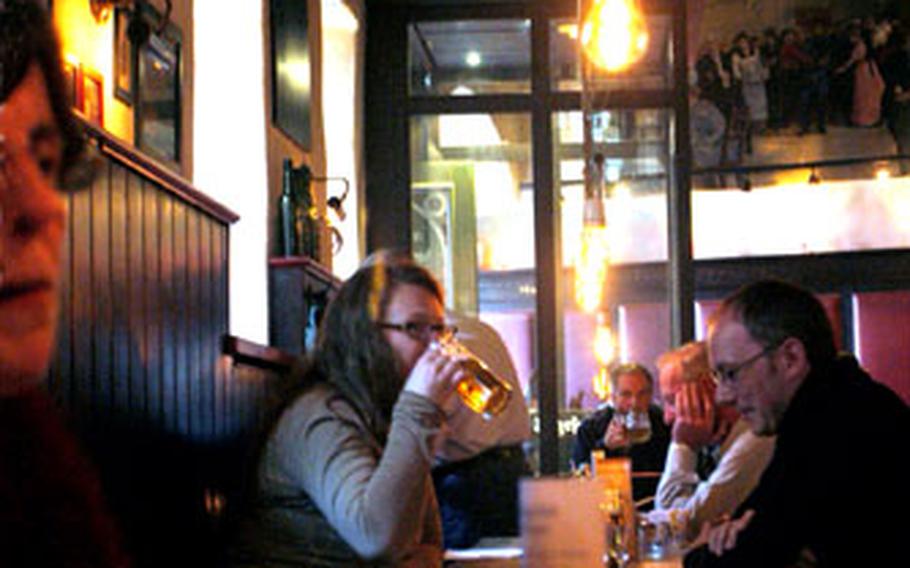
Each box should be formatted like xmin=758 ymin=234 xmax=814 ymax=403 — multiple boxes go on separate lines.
xmin=113 ymin=8 xmax=134 ymax=104
xmin=81 ymin=69 xmax=104 ymax=126
xmin=63 ymin=60 xmax=82 ymax=111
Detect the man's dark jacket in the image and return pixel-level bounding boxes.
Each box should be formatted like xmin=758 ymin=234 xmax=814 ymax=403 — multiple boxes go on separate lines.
xmin=687 ymin=355 xmax=910 ymax=567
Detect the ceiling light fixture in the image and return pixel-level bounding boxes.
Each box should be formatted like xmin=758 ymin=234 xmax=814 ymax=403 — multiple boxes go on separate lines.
xmin=579 ymin=0 xmax=649 ymax=73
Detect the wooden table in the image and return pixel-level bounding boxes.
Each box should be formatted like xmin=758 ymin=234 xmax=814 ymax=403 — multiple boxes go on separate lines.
xmin=444 ymin=538 xmax=683 ymax=567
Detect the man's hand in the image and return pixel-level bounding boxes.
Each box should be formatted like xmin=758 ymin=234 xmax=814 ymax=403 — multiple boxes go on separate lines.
xmin=671 ymin=381 xmax=715 ymax=450
xmin=603 ymin=414 xmax=630 ymax=450
xmin=703 ymin=510 xmax=755 ymax=556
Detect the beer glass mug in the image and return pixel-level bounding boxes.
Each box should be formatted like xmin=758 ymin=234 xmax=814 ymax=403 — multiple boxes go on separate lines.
xmin=432 ymin=335 xmax=513 ymax=419
xmin=613 ymin=410 xmax=652 ymax=445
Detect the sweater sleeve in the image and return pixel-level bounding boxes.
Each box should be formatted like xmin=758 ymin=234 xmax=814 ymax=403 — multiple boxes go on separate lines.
xmin=657 ymin=422 xmax=775 ymax=541
xmin=272 ymin=387 xmax=444 ymax=562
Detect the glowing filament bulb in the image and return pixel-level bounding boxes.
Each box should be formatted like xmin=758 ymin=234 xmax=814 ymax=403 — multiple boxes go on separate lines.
xmin=575 ymin=223 xmax=610 ymax=312
xmin=593 ymin=321 xmax=616 ymax=365
xmin=593 ymin=367 xmax=611 ymax=401
xmin=580 ymin=0 xmax=649 ymax=72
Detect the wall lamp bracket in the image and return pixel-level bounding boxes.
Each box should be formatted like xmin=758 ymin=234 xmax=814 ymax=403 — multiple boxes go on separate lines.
xmin=90 ymin=0 xmax=172 ymax=37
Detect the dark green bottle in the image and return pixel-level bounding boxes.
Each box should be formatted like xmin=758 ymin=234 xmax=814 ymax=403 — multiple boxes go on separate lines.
xmin=279 ymin=159 xmax=297 ymax=256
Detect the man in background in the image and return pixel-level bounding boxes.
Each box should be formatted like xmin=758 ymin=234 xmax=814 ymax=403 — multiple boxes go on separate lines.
xmin=572 ymin=363 xmax=671 ymax=504
xmin=432 ymin=310 xmax=531 ymax=549
xmin=654 ymin=341 xmax=774 ymax=541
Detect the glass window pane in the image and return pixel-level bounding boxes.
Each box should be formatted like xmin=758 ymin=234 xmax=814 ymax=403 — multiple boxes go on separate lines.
xmin=550 ymin=15 xmax=672 ymax=93
xmin=555 ymin=109 xmax=671 ymax=265
xmin=553 ymin=109 xmax=671 ymax=475
xmin=690 ymin=170 xmax=910 ymax=260
xmin=409 ymin=19 xmax=531 ymax=96
xmin=410 ymin=114 xmax=536 ymax=463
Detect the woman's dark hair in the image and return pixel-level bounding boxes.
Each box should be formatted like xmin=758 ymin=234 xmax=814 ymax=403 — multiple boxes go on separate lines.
xmin=1 ymin=0 xmax=85 ymax=187
xmin=309 ymin=252 xmax=443 ymax=440
xmin=732 ymin=32 xmax=753 ymax=56
xmin=714 ymin=279 xmax=837 ymax=370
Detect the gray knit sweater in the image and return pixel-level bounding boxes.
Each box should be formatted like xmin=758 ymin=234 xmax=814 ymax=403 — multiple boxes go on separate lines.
xmin=232 ymin=383 xmax=444 ymax=567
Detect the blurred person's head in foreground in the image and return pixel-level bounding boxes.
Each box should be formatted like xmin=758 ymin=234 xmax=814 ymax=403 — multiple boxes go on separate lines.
xmin=0 ymin=0 xmax=88 ymax=396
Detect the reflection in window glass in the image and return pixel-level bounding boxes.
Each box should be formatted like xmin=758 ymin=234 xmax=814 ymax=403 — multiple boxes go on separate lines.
xmin=554 ymin=109 xmax=670 ymax=265
xmin=410 ymin=113 xmax=537 ymax=464
xmin=409 ymin=19 xmax=531 ymax=96
xmin=549 ymin=15 xmax=672 ymax=93
xmin=690 ymin=175 xmax=910 ymax=260
xmin=138 ymin=34 xmax=181 ymax=163
xmin=553 ymin=109 xmax=672 ymax=474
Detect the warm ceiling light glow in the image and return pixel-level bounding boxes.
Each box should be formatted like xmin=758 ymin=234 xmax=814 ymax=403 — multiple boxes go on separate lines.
xmin=575 ymin=223 xmax=609 ymax=312
xmin=465 ymin=51 xmax=482 ymax=68
xmin=592 ymin=316 xmax=617 ymax=401
xmin=876 ymin=165 xmax=892 ymax=181
xmin=580 ymin=0 xmax=649 ymax=73
xmin=559 ymin=23 xmax=579 ymax=40
xmin=593 ymin=367 xmax=611 ymax=401
xmin=593 ymin=320 xmax=616 ymax=365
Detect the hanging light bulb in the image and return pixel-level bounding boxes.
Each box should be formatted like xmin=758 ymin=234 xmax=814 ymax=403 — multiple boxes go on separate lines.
xmin=575 ymin=153 xmax=610 ymax=313
xmin=592 ymin=312 xmax=617 ymax=401
xmin=579 ymin=0 xmax=649 ymax=73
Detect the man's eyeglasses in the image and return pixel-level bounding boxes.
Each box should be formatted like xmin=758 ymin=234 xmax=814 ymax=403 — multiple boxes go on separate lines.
xmin=377 ymin=321 xmax=457 ymax=342
xmin=710 ymin=342 xmax=781 ymax=387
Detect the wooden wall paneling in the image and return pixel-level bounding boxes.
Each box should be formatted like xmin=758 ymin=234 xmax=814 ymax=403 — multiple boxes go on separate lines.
xmin=127 ymin=177 xmax=147 ymax=422
xmin=71 ymin=176 xmax=94 ymax=421
xmin=173 ymin=200 xmax=190 ymax=435
xmin=199 ymin=214 xmax=215 ymax=441
xmin=213 ymin=226 xmax=228 ymax=440
xmin=186 ymin=208 xmax=204 ymax=439
xmin=51 ymin=192 xmax=75 ymax=408
xmin=110 ymin=164 xmax=131 ymax=420
xmin=92 ymin=166 xmax=114 ymax=417
xmin=144 ymin=184 xmax=162 ymax=427
xmin=159 ymin=195 xmax=177 ymax=432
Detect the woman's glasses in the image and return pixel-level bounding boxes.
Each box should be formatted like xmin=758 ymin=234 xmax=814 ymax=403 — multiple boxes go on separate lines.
xmin=377 ymin=321 xmax=457 ymax=342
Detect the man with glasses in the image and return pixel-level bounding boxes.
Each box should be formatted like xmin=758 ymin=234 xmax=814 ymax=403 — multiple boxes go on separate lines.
xmin=687 ymin=280 xmax=910 ymax=568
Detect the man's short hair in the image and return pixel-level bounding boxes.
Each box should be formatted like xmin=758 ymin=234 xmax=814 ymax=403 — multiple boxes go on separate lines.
xmin=656 ymin=341 xmax=709 ymax=384
xmin=609 ymin=362 xmax=653 ymax=390
xmin=712 ymin=280 xmax=837 ymax=369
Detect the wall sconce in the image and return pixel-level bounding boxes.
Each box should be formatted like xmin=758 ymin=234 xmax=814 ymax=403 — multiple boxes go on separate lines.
xmin=91 ymin=0 xmax=172 ymax=37
xmin=323 ymin=177 xmax=350 ymax=222
xmin=90 ymin=0 xmax=130 ymax=23
xmin=278 ymin=160 xmax=349 ymax=257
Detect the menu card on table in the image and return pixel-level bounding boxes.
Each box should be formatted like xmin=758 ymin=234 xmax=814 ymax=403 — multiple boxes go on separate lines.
xmin=520 ymin=477 xmax=606 ymax=567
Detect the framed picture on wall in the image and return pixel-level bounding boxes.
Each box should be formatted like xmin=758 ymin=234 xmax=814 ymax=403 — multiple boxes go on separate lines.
xmin=81 ymin=69 xmax=104 ymax=126
xmin=113 ymin=7 xmax=134 ymax=104
xmin=133 ymin=16 xmax=182 ymax=163
xmin=270 ymin=0 xmax=311 ymax=149
xmin=63 ymin=59 xmax=81 ymax=111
